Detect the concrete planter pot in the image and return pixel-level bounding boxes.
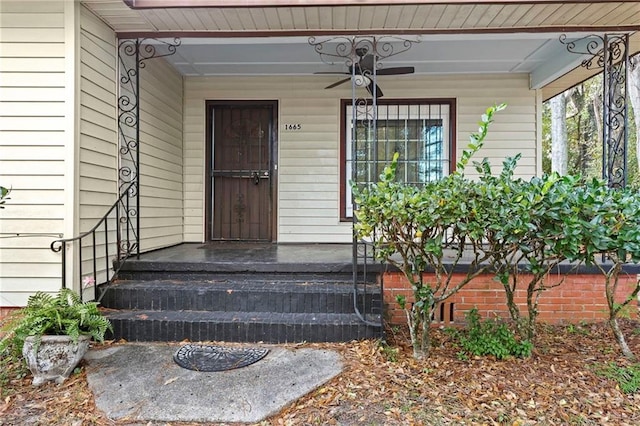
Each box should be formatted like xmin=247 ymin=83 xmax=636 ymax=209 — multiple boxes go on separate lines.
xmin=22 ymin=335 xmax=91 ymax=386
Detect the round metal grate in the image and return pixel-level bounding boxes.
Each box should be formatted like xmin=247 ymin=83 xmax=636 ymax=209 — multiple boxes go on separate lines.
xmin=173 ymin=344 xmax=269 ymax=372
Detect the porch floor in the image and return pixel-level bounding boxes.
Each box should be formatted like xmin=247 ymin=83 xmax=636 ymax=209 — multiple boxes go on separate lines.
xmin=124 ymin=243 xmax=623 ymax=276
xmin=122 ymin=242 xmax=374 ymax=275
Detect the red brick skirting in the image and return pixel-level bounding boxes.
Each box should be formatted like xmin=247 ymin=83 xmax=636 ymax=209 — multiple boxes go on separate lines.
xmin=383 ymin=272 xmax=639 ymax=326
xmin=0 ymin=307 xmax=20 ymax=321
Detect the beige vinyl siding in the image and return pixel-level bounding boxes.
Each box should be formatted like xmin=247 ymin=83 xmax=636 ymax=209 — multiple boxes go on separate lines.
xmin=138 ymin=57 xmax=184 ymax=251
xmin=279 ymin=96 xmax=342 ymax=242
xmin=184 ymin=73 xmax=538 ymax=243
xmin=78 ymin=5 xmax=118 ymax=286
xmin=0 ymin=1 xmax=68 ymax=306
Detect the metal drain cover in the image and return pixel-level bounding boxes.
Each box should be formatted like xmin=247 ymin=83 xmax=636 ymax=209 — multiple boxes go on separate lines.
xmin=173 ymin=344 xmax=270 ymax=372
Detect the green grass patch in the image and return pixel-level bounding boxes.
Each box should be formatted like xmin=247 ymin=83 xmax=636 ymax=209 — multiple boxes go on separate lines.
xmin=593 ymin=362 xmax=640 ymax=394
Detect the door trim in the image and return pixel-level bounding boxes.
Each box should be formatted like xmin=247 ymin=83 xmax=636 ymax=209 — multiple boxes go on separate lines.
xmin=204 ymin=100 xmax=278 ymax=242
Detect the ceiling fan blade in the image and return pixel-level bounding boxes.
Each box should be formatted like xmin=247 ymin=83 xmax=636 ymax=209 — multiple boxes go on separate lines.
xmin=366 ymin=81 xmax=384 ymax=98
xmin=376 ymin=67 xmax=415 ymax=76
xmin=325 ymin=77 xmax=351 ymax=89
xmin=314 ymin=71 xmax=350 ymax=75
xmin=359 ymin=54 xmax=375 ymax=72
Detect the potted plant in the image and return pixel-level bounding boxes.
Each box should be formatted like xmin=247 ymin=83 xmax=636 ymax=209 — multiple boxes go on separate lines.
xmin=0 ymin=288 xmax=112 ymax=386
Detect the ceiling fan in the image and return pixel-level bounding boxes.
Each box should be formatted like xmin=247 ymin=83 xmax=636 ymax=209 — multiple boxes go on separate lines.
xmin=315 ymin=47 xmax=415 ymax=98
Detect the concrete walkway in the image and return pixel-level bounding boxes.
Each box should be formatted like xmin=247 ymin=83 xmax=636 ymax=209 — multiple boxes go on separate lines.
xmin=85 ymin=343 xmax=342 ymax=424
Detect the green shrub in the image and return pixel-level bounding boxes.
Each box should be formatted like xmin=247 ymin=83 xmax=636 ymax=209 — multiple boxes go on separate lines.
xmin=353 ymin=104 xmax=505 ymax=359
xmin=454 ymin=308 xmax=532 ymax=360
xmin=594 ymin=362 xmax=640 ymax=394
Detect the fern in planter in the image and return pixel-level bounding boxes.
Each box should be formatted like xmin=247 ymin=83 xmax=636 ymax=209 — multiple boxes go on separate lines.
xmin=0 ymin=288 xmax=112 ymax=354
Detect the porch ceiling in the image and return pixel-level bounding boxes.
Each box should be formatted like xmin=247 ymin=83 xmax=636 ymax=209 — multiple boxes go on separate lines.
xmin=81 ymin=0 xmax=640 ymax=98
xmin=154 ymin=33 xmax=593 ymax=90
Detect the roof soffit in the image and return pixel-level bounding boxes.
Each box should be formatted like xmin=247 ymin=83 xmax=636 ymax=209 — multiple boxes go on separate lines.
xmin=79 ymin=0 xmax=640 ymax=94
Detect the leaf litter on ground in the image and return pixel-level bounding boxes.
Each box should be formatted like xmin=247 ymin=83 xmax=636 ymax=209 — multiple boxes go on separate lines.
xmin=1 ymin=320 xmax=640 ymax=425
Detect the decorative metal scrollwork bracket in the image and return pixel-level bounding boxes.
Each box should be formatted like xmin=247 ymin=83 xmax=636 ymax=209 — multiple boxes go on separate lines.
xmin=118 ymin=38 xmax=181 ymax=191
xmin=118 ymin=37 xmax=181 ymax=257
xmin=308 ymin=35 xmax=420 ymax=176
xmin=560 ymin=33 xmax=630 ymax=189
xmin=308 ymin=35 xmax=418 ymax=66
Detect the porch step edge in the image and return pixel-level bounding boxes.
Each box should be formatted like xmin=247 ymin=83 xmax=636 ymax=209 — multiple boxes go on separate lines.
xmin=100 ymin=279 xmax=381 ymax=314
xmin=105 ymin=278 xmax=378 ymax=291
xmin=105 ymin=310 xmax=382 ymax=343
xmin=117 ymin=261 xmax=365 ymax=276
xmin=106 ymin=310 xmax=379 ymax=322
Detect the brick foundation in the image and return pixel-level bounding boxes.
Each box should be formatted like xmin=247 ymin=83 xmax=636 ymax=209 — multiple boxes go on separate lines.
xmin=0 ymin=307 xmax=20 ymax=321
xmin=383 ymin=272 xmax=639 ymax=325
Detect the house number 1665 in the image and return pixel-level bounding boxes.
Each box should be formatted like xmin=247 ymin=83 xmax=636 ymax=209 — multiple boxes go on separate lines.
xmin=284 ymin=124 xmax=302 ymax=130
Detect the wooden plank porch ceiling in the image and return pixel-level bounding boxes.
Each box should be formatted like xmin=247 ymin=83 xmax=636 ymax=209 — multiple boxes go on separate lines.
xmin=84 ymin=1 xmax=640 ymax=34
xmin=82 ymin=0 xmax=640 ymax=99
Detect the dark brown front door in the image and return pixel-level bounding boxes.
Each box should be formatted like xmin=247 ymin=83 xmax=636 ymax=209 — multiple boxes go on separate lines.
xmin=207 ymin=102 xmax=275 ymax=241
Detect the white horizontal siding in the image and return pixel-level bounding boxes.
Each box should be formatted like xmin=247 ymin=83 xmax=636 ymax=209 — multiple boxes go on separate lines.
xmin=0 ymin=0 xmax=68 ymax=306
xmin=79 ymin=5 xmax=117 ymax=219
xmin=139 ymin=57 xmax=184 ymax=252
xmin=183 ymin=73 xmax=538 ymax=243
xmin=77 ymin=5 xmax=118 ymax=286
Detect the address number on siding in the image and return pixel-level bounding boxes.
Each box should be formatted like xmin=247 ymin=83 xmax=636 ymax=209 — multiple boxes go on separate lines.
xmin=283 ymin=124 xmax=302 ymax=131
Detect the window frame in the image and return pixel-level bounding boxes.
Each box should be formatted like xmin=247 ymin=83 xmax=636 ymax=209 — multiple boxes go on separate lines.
xmin=339 ymin=98 xmax=457 ymax=221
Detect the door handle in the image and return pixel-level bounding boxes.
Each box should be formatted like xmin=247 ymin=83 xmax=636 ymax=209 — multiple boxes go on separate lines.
xmin=212 ymin=170 xmax=270 ymax=179
xmin=252 ymin=171 xmax=269 ymax=184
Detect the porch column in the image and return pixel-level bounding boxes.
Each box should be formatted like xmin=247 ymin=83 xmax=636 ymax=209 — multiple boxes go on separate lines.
xmin=117 ymin=37 xmax=181 ymax=259
xmin=602 ymin=34 xmax=629 ymax=189
xmin=560 ymin=33 xmax=630 ymax=188
xmin=308 ymin=36 xmax=419 ymax=327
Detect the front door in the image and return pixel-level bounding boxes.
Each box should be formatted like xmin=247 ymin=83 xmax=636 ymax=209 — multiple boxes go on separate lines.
xmin=207 ymin=102 xmax=276 ymax=241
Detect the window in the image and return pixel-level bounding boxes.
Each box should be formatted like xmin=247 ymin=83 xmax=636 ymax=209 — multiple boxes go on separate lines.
xmin=341 ymin=99 xmax=455 ymax=218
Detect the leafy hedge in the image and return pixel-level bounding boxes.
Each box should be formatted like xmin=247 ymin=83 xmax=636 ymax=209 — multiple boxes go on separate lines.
xmin=353 ymin=104 xmax=640 ymax=359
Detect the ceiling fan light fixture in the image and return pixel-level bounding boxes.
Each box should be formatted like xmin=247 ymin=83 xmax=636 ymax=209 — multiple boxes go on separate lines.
xmin=353 ymin=75 xmax=371 ymax=87
xmin=315 ymin=51 xmax=413 ymax=99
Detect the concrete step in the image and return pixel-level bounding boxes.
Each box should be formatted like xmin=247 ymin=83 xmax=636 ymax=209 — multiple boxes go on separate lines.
xmin=105 ymin=310 xmax=381 ymax=343
xmin=101 ymin=273 xmax=382 ymax=343
xmin=101 ymin=277 xmax=380 ymax=315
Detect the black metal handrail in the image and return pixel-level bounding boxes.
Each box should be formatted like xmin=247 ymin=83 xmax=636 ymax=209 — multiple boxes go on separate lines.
xmin=50 ymin=181 xmax=138 ymax=302
xmin=353 ymin=236 xmax=384 ymax=330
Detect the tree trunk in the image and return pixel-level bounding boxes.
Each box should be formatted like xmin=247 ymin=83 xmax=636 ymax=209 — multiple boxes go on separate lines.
xmin=609 ymin=317 xmax=635 ymax=360
xmin=405 ymin=306 xmax=419 ymax=358
xmin=406 ymin=303 xmax=432 ymax=360
xmin=604 ymin=260 xmax=636 ymax=360
xmin=550 ymin=93 xmax=568 ymax=174
xmin=418 ymin=308 xmax=431 ymax=360
xmin=499 ymin=270 xmax=526 ymax=339
xmin=592 ymin=90 xmax=603 ymax=148
xmin=628 ymin=56 xmax=640 ymax=173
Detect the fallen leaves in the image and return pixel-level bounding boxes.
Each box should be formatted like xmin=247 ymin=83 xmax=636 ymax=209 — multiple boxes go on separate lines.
xmin=2 ymin=321 xmax=640 ymax=425
xmin=0 ymin=366 xmax=110 ymax=425
xmin=270 ymin=320 xmax=640 ymax=425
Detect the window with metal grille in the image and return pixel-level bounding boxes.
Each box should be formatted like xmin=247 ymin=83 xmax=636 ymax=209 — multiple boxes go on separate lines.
xmin=341 ymin=99 xmax=456 ymax=218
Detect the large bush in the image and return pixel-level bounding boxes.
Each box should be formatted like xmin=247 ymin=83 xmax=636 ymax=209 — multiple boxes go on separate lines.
xmin=570 ymin=178 xmax=640 ymax=359
xmin=353 ymin=104 xmax=505 ymax=359
xmin=355 ymin=103 xmax=640 ymax=359
xmin=478 ymin=159 xmax=586 ymax=340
